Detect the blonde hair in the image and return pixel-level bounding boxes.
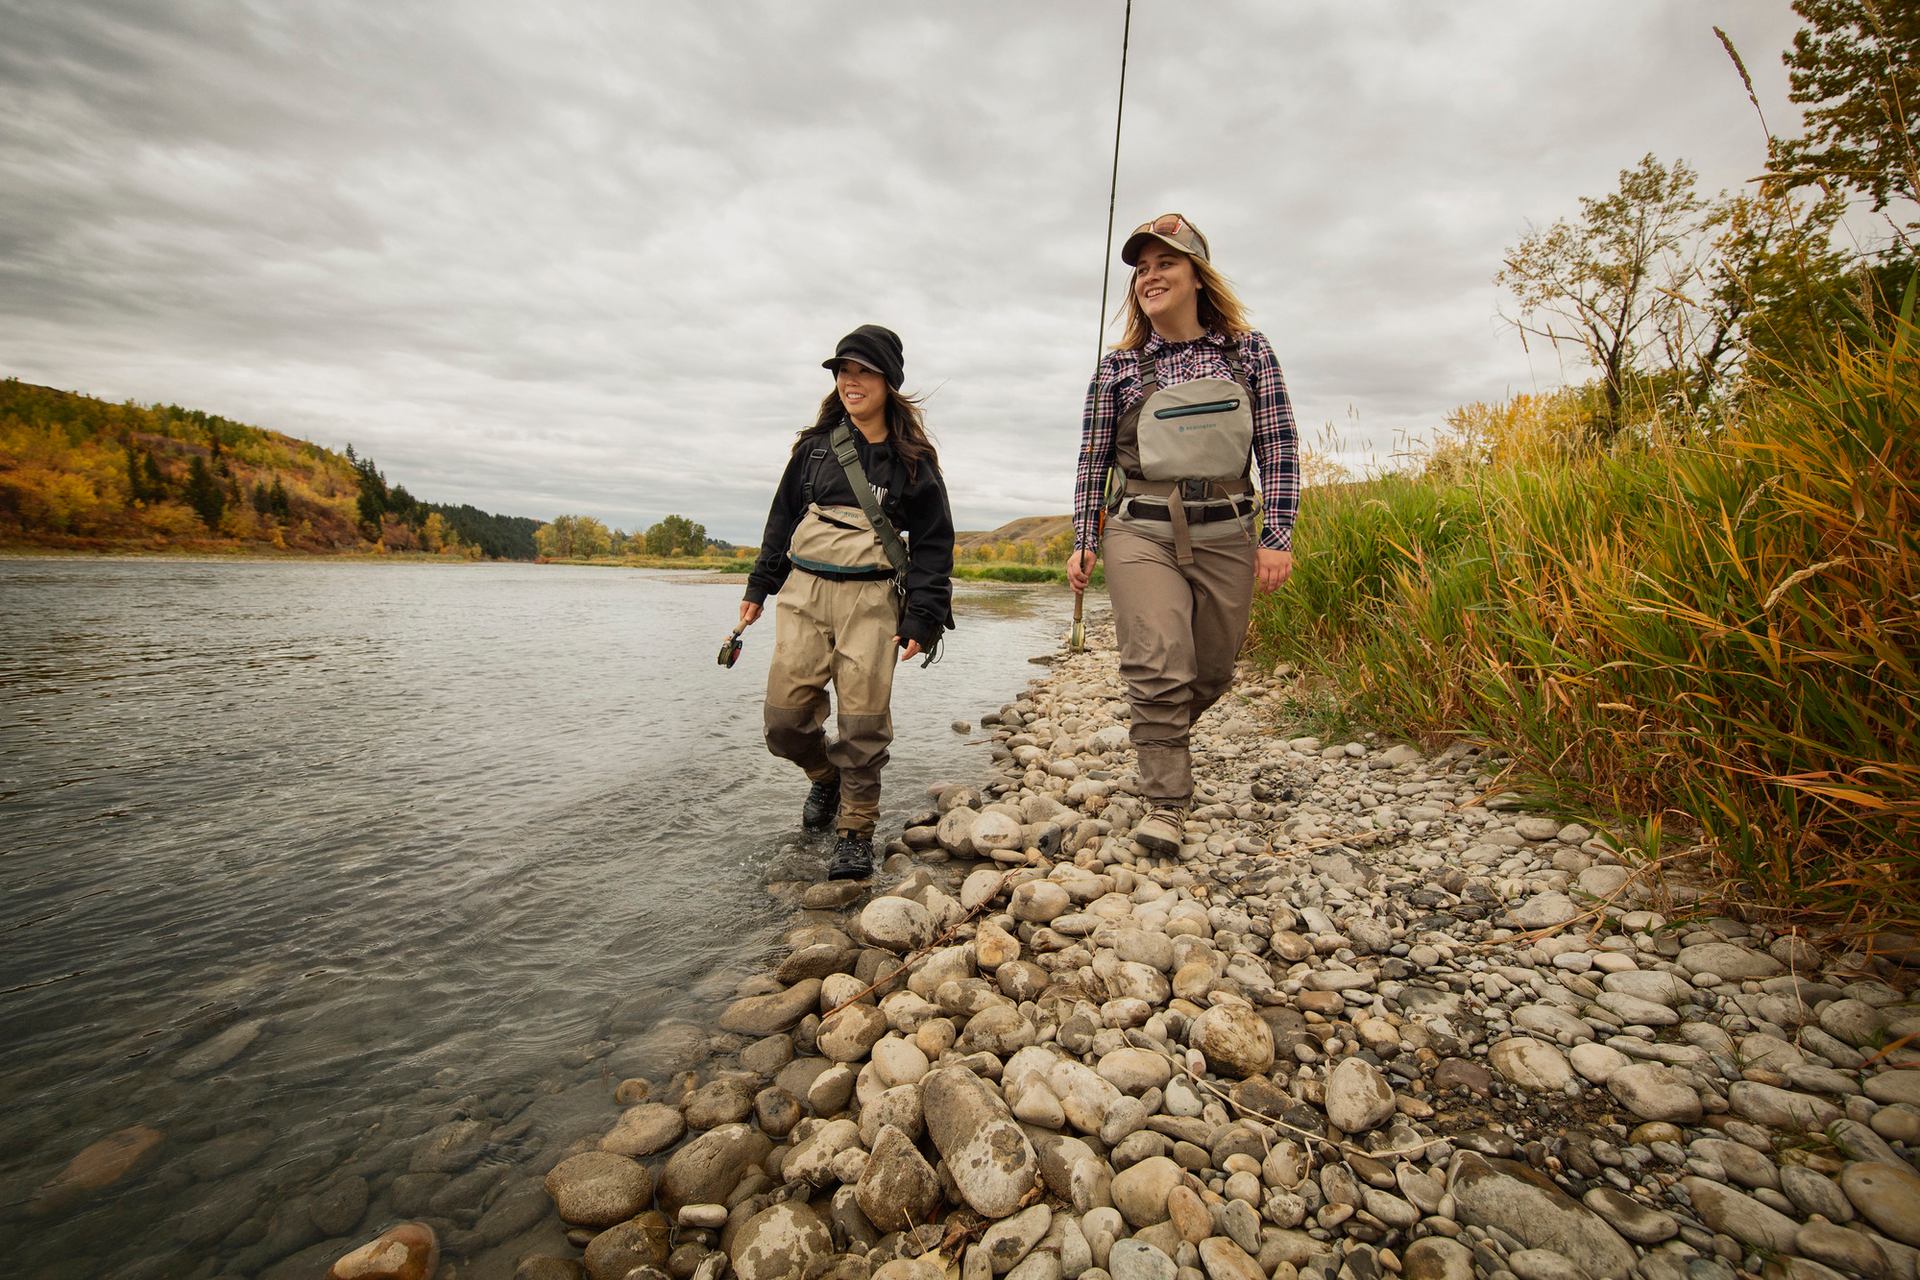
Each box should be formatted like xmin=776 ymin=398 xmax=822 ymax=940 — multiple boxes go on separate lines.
xmin=1113 ymin=252 xmax=1253 ymax=351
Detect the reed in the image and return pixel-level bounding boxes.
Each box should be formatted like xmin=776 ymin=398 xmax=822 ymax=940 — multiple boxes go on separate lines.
xmin=1250 ymin=307 xmax=1920 ymax=935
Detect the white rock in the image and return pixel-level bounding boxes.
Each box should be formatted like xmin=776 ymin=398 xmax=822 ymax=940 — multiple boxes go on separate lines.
xmin=861 ymin=897 xmax=934 ymax=953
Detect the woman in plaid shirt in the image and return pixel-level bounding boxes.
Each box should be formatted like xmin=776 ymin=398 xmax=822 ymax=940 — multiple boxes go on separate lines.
xmin=1066 ymin=214 xmax=1299 ymax=856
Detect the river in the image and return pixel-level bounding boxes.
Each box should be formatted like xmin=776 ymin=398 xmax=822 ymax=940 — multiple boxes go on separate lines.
xmin=0 ymin=556 xmax=1073 ymax=1279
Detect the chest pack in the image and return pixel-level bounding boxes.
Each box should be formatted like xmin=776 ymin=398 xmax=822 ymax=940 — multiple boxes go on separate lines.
xmin=788 ymin=424 xmax=911 ymax=586
xmin=1135 ymin=372 xmax=1255 ymax=482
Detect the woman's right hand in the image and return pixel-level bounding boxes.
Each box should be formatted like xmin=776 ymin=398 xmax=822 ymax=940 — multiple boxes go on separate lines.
xmin=739 ymin=600 xmax=763 ymax=629
xmin=1067 ymin=550 xmax=1097 ymax=593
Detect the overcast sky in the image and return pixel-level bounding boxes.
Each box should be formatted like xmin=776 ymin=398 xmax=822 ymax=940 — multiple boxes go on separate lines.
xmin=1 ymin=2 xmax=1837 ymax=541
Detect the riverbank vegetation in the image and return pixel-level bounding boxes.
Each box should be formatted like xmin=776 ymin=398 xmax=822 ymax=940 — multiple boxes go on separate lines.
xmin=0 ymin=380 xmax=539 ymax=558
xmin=1251 ymin=8 xmax=1918 ymax=937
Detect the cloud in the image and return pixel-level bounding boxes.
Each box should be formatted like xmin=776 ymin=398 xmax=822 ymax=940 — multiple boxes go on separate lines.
xmin=1 ymin=0 xmax=1817 ymax=540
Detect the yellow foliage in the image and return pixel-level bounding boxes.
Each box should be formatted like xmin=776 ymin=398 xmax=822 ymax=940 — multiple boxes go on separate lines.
xmin=220 ymin=506 xmax=258 ymax=539
xmin=145 ymin=502 xmax=203 ymax=537
xmin=1425 ymin=389 xmax=1600 ymax=482
xmin=0 ymin=467 xmax=108 ymax=533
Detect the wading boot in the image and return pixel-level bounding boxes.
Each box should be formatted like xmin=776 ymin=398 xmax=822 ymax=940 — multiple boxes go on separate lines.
xmin=827 ymin=832 xmax=874 ymax=881
xmin=1132 ymin=806 xmax=1188 ymax=856
xmin=802 ymin=771 xmax=841 ymax=832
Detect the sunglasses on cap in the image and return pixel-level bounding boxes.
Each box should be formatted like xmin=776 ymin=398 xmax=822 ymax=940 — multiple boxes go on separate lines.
xmin=1122 ymin=212 xmax=1209 ymax=264
xmin=1134 ymin=213 xmax=1193 ymax=238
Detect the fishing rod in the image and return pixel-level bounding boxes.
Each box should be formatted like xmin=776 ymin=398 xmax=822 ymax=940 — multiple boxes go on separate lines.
xmin=1072 ymin=0 xmax=1131 ymax=654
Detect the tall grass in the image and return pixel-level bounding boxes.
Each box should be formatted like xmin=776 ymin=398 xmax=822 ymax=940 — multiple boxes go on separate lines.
xmin=1251 ymin=311 xmax=1919 ymax=934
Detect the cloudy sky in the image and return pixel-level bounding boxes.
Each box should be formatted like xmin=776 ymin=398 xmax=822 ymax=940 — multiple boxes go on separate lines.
xmin=0 ymin=2 xmax=1835 ymax=541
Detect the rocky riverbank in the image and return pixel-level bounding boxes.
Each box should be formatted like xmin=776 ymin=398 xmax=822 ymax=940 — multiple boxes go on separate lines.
xmin=376 ymin=618 xmax=1920 ymax=1278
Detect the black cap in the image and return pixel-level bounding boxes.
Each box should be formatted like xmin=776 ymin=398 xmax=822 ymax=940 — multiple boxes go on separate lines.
xmin=822 ymin=324 xmax=905 ymax=390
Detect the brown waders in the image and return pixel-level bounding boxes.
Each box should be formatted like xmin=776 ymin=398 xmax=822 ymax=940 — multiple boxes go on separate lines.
xmin=1106 ymin=515 xmax=1254 ymax=806
xmin=763 ymin=543 xmax=900 ymax=836
xmin=1106 ymin=353 xmax=1258 ymax=810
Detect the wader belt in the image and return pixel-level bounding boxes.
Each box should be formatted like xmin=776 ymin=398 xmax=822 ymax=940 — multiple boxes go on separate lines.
xmin=791 ymin=563 xmax=897 ymax=582
xmin=1118 ymin=475 xmax=1255 ymax=567
xmin=1111 ymin=345 xmax=1257 ymax=567
xmin=1123 ymin=494 xmax=1256 ymax=524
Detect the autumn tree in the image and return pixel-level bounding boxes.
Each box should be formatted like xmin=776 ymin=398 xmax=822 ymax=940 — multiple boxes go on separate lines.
xmin=1689 ymin=188 xmax=1854 ymax=395
xmin=1499 ymin=154 xmax=1704 ymax=438
xmin=644 ymin=514 xmax=706 ymax=556
xmin=1772 ymin=0 xmax=1920 ymax=227
xmin=534 ymin=514 xmax=613 ymax=559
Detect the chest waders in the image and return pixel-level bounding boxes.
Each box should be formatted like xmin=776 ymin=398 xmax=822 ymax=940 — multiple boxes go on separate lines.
xmin=1103 ymin=347 xmax=1260 ymax=816
xmin=762 ymin=424 xmax=909 ymax=838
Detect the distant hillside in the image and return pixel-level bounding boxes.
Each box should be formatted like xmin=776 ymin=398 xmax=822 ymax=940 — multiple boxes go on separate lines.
xmin=0 ymin=378 xmax=539 ymax=558
xmin=955 ymin=514 xmax=1073 ymax=554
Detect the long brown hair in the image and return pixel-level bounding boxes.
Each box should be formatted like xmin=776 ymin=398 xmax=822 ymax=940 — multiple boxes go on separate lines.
xmin=1113 ymin=252 xmax=1254 ymax=350
xmin=792 ymin=386 xmax=939 ymax=484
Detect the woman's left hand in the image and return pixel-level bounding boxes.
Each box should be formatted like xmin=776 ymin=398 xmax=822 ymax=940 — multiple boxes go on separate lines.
xmin=894 ymin=636 xmax=923 ymax=662
xmin=1255 ymin=548 xmax=1293 ymax=593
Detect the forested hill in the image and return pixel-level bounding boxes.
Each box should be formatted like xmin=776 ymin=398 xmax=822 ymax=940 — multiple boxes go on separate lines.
xmin=0 ymin=379 xmax=540 ymax=558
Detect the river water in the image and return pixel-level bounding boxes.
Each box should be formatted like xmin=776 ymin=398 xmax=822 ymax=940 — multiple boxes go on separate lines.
xmin=0 ymin=557 xmax=1073 ymax=1279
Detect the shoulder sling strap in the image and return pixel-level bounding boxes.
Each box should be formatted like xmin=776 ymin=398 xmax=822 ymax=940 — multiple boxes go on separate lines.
xmin=829 ymin=423 xmax=910 ymax=582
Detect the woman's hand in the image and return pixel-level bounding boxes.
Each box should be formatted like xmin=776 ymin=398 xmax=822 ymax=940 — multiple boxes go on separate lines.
xmin=1067 ymin=549 xmax=1097 ymax=593
xmin=1255 ymin=549 xmax=1293 ymax=593
xmin=893 ymin=636 xmax=922 ymax=663
xmin=739 ymin=600 xmax=763 ymax=629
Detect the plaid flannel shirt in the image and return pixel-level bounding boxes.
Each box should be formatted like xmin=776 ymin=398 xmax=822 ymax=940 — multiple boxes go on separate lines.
xmin=1072 ymin=328 xmax=1299 ymax=553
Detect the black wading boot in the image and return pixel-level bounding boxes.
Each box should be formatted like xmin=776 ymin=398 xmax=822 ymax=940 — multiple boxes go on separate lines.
xmin=827 ymin=832 xmax=874 ymax=881
xmin=802 ymin=772 xmax=841 ymax=832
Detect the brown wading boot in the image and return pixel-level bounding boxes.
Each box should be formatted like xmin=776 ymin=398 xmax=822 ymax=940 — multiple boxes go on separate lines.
xmin=1132 ymin=806 xmax=1188 ymax=856
xmin=827 ymin=832 xmax=874 ymax=881
xmin=802 ymin=771 xmax=841 ymax=832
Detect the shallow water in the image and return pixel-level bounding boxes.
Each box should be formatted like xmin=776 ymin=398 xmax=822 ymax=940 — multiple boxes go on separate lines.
xmin=0 ymin=557 xmax=1071 ymax=1278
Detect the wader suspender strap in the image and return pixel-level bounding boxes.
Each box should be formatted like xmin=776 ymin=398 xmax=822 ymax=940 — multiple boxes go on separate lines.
xmin=828 ymin=423 xmax=911 ymax=585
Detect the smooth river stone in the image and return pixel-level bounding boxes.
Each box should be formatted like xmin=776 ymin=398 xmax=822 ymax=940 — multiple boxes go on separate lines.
xmin=658 ymin=1123 xmax=774 ymax=1211
xmin=922 ymin=1067 xmax=1038 ymax=1219
xmin=1111 ymin=1155 xmax=1182 ymax=1228
xmin=326 ymin=1222 xmax=438 ymax=1280
xmin=1682 ymin=1177 xmax=1799 ymax=1253
xmin=718 ymin=979 xmax=822 ymax=1036
xmin=1326 ymin=1056 xmax=1397 ymax=1133
xmin=1675 ymin=942 xmax=1783 ymax=981
xmin=1729 ymin=1080 xmax=1842 ymax=1131
xmin=729 ymin=1201 xmax=833 ymax=1280
xmin=1607 ymin=1062 xmax=1702 ymax=1123
xmin=857 ymin=1123 xmax=943 ymax=1233
xmin=1581 ymin=1186 xmax=1678 ymax=1244
xmin=1187 ymin=1003 xmax=1274 ymax=1078
xmin=1489 ymin=1038 xmax=1573 ymax=1092
xmin=1839 ymin=1161 xmax=1920 ymax=1247
xmin=172 ymin=1019 xmax=266 ymax=1078
xmin=32 ymin=1125 xmax=165 ymax=1213
xmin=600 ymin=1103 xmax=685 ymax=1158
xmin=1447 ymin=1152 xmax=1636 ymax=1278
xmin=861 ymin=896 xmax=935 ymax=952
xmin=542 ymin=1151 xmax=651 ymax=1227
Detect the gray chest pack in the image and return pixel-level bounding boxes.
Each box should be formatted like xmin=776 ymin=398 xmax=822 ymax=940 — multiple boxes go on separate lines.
xmin=1111 ymin=344 xmax=1258 ymax=564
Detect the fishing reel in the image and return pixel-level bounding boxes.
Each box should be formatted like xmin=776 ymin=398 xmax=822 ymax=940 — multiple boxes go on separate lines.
xmin=717 ymin=629 xmax=744 ymax=668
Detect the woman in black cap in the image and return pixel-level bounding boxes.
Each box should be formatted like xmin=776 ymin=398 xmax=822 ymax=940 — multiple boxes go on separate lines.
xmin=1067 ymin=214 xmax=1299 ymax=857
xmin=737 ymin=325 xmax=956 ymax=880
